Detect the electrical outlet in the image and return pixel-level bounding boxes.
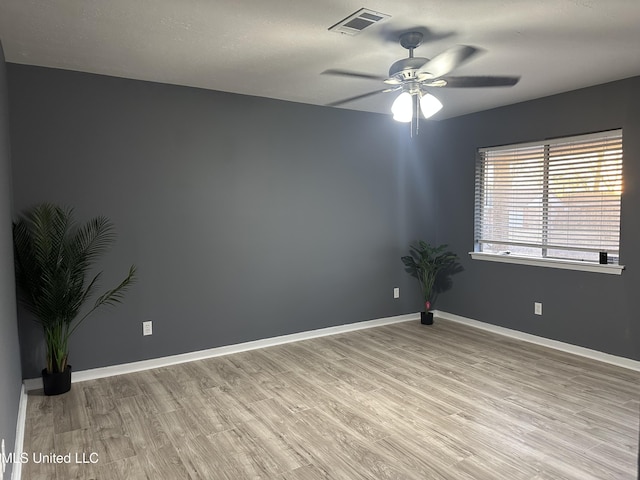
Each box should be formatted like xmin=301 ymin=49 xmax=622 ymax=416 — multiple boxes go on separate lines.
xmin=534 ymin=302 xmax=543 ymax=315
xmin=142 ymin=321 xmax=153 ymax=336
xmin=393 ymin=287 xmax=400 ymax=299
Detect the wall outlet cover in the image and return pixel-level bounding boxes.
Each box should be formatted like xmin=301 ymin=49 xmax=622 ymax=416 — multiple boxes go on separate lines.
xmin=143 ymin=321 xmax=153 ymax=336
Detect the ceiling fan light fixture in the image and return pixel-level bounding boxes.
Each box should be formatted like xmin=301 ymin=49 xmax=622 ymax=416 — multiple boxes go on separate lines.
xmin=419 ymin=92 xmax=443 ymax=118
xmin=391 ymin=92 xmax=413 ymax=122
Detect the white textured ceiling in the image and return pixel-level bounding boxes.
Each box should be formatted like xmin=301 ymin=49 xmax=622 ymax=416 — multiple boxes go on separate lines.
xmin=0 ymin=0 xmax=639 ymax=119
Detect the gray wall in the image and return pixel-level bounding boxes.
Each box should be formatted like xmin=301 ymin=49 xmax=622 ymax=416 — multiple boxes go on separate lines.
xmin=426 ymin=76 xmax=640 ymax=361
xmin=7 ymin=61 xmax=639 ymax=381
xmin=0 ymin=41 xmax=21 ymax=480
xmin=7 ymin=65 xmax=427 ymax=378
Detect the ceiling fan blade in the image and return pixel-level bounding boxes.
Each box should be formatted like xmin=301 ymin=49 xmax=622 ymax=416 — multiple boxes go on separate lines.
xmin=326 ymin=89 xmax=387 ymax=107
xmin=322 ymin=69 xmax=387 ymax=82
xmin=427 ymin=76 xmax=520 ymax=88
xmin=417 ymin=45 xmax=479 ymax=78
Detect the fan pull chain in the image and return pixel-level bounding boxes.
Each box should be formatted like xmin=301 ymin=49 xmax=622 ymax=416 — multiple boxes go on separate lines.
xmin=415 ymin=93 xmax=420 ymax=137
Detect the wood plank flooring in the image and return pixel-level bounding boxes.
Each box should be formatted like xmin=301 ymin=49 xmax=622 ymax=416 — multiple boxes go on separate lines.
xmin=22 ymin=319 xmax=640 ymax=479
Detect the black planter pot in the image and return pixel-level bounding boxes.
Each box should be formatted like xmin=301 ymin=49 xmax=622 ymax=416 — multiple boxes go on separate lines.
xmin=42 ymin=365 xmax=72 ymax=395
xmin=420 ymin=311 xmax=434 ymax=325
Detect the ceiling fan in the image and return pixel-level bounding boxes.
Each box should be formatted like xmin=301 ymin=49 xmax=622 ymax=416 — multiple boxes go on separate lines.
xmin=324 ymin=31 xmax=520 ymax=122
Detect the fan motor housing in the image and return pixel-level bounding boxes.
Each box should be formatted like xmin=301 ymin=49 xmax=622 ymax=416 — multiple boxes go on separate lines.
xmin=389 ymin=57 xmax=430 ymax=80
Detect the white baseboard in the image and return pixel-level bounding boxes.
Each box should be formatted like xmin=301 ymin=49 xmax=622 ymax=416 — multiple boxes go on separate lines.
xmin=23 ymin=313 xmax=419 ymax=391
xmin=11 ymin=384 xmax=27 ymax=480
xmin=24 ymin=309 xmax=637 ymax=392
xmin=433 ymin=310 xmax=640 ymax=372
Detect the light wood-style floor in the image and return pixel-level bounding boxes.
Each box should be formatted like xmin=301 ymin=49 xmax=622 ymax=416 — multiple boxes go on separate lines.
xmin=22 ymin=319 xmax=639 ymax=479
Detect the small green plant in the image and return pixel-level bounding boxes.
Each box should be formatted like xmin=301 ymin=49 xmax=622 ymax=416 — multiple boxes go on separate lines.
xmin=401 ymin=241 xmax=458 ymax=311
xmin=13 ymin=203 xmax=136 ymax=374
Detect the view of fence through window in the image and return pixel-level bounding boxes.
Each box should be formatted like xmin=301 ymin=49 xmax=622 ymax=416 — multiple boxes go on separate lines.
xmin=475 ymin=130 xmax=623 ymax=263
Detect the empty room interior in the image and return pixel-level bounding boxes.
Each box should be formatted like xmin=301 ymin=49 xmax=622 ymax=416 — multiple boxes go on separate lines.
xmin=0 ymin=1 xmax=639 ymax=479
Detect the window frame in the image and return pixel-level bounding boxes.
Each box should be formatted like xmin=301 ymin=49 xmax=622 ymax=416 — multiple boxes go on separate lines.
xmin=471 ymin=129 xmax=625 ymax=275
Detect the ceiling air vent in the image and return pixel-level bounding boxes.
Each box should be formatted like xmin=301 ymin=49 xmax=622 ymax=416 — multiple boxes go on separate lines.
xmin=328 ymin=8 xmax=390 ymax=36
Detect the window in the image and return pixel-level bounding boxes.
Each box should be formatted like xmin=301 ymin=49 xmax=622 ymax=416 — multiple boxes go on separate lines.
xmin=473 ymin=129 xmax=623 ymax=273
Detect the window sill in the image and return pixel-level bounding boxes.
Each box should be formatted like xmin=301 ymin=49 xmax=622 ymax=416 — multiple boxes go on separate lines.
xmin=469 ymin=252 xmax=625 ymax=275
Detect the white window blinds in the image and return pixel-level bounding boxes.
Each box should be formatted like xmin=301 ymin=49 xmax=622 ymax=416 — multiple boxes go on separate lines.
xmin=474 ymin=129 xmax=623 ymax=263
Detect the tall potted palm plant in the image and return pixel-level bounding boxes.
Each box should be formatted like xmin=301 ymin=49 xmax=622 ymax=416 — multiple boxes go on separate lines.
xmin=401 ymin=241 xmax=458 ymax=325
xmin=13 ymin=203 xmax=136 ymax=395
